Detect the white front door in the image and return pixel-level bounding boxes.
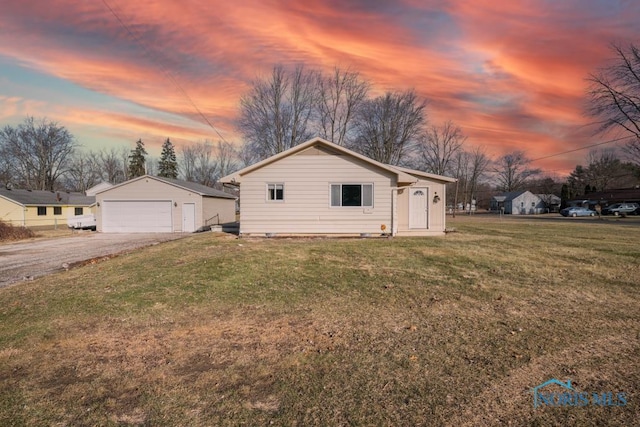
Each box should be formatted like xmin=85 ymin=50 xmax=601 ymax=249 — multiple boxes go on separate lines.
xmin=409 ymin=187 xmax=428 ymax=229
xmin=182 ymin=203 xmax=196 ymax=232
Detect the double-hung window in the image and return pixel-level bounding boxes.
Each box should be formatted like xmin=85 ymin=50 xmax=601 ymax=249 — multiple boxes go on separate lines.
xmin=37 ymin=206 xmax=47 ymax=216
xmin=75 ymin=207 xmax=84 ymax=215
xmin=53 ymin=207 xmax=62 ymax=215
xmin=267 ymin=183 xmax=284 ymax=201
xmin=330 ymin=184 xmax=373 ymax=207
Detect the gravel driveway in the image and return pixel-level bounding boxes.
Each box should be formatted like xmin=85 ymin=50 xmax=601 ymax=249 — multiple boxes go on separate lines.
xmin=0 ymin=232 xmax=188 ymax=288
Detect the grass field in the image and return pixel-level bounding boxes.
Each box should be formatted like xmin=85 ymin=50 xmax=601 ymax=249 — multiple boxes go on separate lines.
xmin=0 ymin=216 xmax=638 ymax=426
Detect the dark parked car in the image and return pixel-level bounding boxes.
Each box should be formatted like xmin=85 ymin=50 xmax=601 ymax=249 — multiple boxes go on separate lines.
xmin=601 ymin=203 xmax=640 ymax=216
xmin=560 ymin=207 xmax=596 ymax=217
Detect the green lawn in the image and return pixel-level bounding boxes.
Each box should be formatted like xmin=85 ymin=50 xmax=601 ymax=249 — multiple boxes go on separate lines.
xmin=0 ymin=216 xmax=638 ymax=426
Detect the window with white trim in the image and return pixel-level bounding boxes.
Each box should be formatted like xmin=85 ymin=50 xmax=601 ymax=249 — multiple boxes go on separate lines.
xmin=330 ymin=184 xmax=373 ymax=207
xmin=267 ymin=183 xmax=284 ymax=201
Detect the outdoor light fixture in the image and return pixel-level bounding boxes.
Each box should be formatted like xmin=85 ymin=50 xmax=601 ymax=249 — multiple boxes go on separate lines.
xmin=174 ymin=202 xmax=178 ymax=207
xmin=433 ymin=193 xmax=441 ymax=203
xmin=97 ymin=202 xmax=100 ymax=207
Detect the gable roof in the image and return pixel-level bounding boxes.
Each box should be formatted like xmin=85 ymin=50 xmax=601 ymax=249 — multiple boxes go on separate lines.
xmin=220 ymin=137 xmax=454 ymax=184
xmin=389 ymin=165 xmax=457 ymax=183
xmin=0 ymin=188 xmax=94 ymax=206
xmin=492 ymin=190 xmax=533 ymax=202
xmin=96 ymin=175 xmax=236 ymax=199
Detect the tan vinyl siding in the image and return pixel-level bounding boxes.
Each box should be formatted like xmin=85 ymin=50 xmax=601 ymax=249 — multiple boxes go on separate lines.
xmin=96 ymin=177 xmax=234 ymax=232
xmin=239 ymin=153 xmax=397 ymax=234
xmin=202 ymin=197 xmax=236 ymax=226
xmin=396 ymin=180 xmax=447 ymax=235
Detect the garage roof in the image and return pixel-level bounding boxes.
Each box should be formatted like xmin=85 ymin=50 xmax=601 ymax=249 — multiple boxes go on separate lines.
xmin=96 ymin=175 xmax=236 ymax=199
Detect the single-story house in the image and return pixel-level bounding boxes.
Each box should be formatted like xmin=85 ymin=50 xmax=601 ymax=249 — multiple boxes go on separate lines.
xmin=95 ymin=175 xmax=236 ymax=233
xmin=219 ymin=137 xmax=456 ymax=237
xmin=0 ymin=187 xmax=95 ymax=228
xmin=490 ymin=191 xmax=545 ymax=215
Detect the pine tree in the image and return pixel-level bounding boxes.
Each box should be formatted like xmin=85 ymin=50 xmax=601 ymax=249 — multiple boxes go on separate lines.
xmin=128 ymin=139 xmax=148 ymax=178
xmin=158 ymin=138 xmax=178 ymax=178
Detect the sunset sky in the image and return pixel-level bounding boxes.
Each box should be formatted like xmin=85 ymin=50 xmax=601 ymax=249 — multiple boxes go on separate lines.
xmin=1 ymin=0 xmax=638 ymax=176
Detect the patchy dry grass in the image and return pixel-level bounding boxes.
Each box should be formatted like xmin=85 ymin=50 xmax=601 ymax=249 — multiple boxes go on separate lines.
xmin=0 ymin=221 xmax=35 ymax=242
xmin=0 ymin=216 xmax=638 ymax=426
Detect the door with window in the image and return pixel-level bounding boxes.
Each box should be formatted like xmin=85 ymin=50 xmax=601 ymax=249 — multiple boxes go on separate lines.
xmin=409 ymin=187 xmax=428 ymax=229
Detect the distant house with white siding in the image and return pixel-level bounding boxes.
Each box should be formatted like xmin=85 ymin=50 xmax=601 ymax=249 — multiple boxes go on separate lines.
xmin=220 ymin=137 xmax=456 ymax=237
xmin=490 ymin=190 xmax=545 ymax=215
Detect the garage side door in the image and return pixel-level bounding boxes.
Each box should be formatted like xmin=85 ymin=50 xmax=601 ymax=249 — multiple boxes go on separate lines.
xmin=102 ymin=200 xmax=172 ymax=233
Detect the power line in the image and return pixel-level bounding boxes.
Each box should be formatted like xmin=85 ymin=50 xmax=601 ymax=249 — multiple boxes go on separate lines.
xmin=530 ymin=135 xmax=633 ymax=162
xmin=101 ymin=0 xmax=229 ymax=143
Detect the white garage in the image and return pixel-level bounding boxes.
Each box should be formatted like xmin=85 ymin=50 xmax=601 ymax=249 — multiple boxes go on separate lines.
xmin=101 ymin=200 xmax=173 ymax=233
xmin=95 ymin=175 xmax=237 ymax=233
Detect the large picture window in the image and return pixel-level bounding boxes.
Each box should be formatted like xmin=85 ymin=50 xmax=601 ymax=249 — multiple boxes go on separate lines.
xmin=330 ymin=184 xmax=373 ymax=207
xmin=267 ymin=183 xmax=284 ymax=201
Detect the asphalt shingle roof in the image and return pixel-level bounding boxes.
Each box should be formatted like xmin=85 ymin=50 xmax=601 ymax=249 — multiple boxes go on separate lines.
xmin=0 ymin=188 xmax=95 ymax=206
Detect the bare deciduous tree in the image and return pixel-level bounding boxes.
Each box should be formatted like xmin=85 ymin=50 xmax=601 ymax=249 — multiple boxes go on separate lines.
xmin=0 ymin=116 xmax=76 ymax=190
xmin=418 ymin=120 xmax=466 ymax=175
xmin=316 ymin=67 xmax=369 ymax=146
xmin=350 ymin=89 xmax=427 ymax=165
xmin=451 ymin=146 xmax=490 ymax=213
xmin=97 ymin=146 xmax=128 ymax=184
xmin=587 ymin=43 xmax=640 ymax=165
xmin=180 ymin=141 xmax=217 ymax=186
xmin=64 ymin=151 xmax=101 ymax=192
xmin=239 ymin=65 xmax=318 ymax=161
xmin=492 ymin=151 xmax=540 ymax=192
xmin=585 ymin=148 xmax=622 ymax=191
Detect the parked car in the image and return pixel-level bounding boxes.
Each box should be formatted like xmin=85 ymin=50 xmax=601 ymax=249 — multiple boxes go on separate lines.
xmin=600 ymin=203 xmax=640 ymax=216
xmin=560 ymin=207 xmax=596 ymax=217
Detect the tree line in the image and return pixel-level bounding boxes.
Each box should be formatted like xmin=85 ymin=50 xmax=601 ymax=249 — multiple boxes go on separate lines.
xmin=1 ymin=42 xmax=639 ymax=208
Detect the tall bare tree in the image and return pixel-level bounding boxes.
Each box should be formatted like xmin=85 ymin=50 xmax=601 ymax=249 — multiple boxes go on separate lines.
xmin=0 ymin=117 xmax=76 ymax=190
xmin=215 ymin=141 xmax=239 ymax=179
xmin=587 ymin=43 xmax=640 ymax=166
xmin=417 ymin=120 xmax=466 ymax=175
xmin=179 ymin=141 xmax=217 ymax=186
xmin=97 ymin=146 xmax=128 ymax=184
xmin=64 ymin=151 xmax=101 ymax=192
xmin=492 ymin=151 xmax=540 ymax=192
xmin=451 ymin=146 xmax=490 ymax=212
xmin=238 ymin=65 xmax=318 ymax=161
xmin=316 ymin=67 xmax=369 ymax=146
xmin=350 ymin=89 xmax=427 ymax=165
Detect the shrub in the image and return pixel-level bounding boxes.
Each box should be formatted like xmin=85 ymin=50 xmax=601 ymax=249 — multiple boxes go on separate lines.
xmin=0 ymin=220 xmax=35 ymax=241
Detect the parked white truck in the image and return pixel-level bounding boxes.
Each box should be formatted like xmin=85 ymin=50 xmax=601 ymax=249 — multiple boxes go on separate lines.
xmin=67 ymin=214 xmax=96 ymax=230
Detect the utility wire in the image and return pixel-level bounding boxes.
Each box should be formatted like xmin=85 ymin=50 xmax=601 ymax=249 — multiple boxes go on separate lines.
xmin=530 ymin=135 xmax=633 ymax=162
xmin=101 ymin=0 xmax=229 ymax=143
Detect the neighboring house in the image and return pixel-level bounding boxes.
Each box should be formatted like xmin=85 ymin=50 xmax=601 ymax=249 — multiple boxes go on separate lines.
xmin=0 ymin=187 xmax=95 ymax=228
xmin=536 ymin=194 xmax=561 ymax=213
xmin=490 ymin=191 xmax=544 ymax=215
xmin=95 ymin=175 xmax=236 ymax=233
xmin=219 ymin=137 xmax=456 ymax=237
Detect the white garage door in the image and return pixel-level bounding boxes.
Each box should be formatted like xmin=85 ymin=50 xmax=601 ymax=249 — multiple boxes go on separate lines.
xmin=102 ymin=200 xmax=173 ymax=233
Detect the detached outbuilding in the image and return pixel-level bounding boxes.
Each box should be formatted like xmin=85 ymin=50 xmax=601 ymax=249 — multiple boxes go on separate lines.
xmin=95 ymin=175 xmax=236 ymax=233
xmin=220 ymin=137 xmax=456 ymax=237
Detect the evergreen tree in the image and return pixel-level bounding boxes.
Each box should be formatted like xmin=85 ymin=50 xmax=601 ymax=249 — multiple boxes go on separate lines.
xmin=158 ymin=138 xmax=178 ymax=178
xmin=128 ymin=139 xmax=147 ymax=178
